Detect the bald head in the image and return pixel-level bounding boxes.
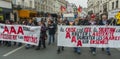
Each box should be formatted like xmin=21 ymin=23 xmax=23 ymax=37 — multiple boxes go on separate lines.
xmin=102 ymin=15 xmax=107 ymax=20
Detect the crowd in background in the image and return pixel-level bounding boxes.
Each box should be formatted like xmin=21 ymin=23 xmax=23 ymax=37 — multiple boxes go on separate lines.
xmin=0 ymin=13 xmax=119 ymax=56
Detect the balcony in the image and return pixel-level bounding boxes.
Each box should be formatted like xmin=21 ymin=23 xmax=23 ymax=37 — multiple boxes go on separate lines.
xmin=2 ymin=0 xmax=11 ymax=2
xmin=12 ymin=4 xmax=22 ymax=10
xmin=13 ymin=4 xmax=35 ymax=10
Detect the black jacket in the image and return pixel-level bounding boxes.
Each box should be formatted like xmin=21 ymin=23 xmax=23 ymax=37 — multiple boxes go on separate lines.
xmin=98 ymin=20 xmax=110 ymax=25
xmin=48 ymin=23 xmax=56 ymax=35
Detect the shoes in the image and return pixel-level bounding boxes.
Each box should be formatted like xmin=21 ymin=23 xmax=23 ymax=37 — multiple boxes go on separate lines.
xmin=35 ymin=47 xmax=40 ymax=50
xmin=92 ymin=52 xmax=96 ymax=55
xmin=77 ymin=52 xmax=81 ymax=55
xmin=43 ymin=46 xmax=46 ymax=49
xmin=102 ymin=48 xmax=104 ymax=51
xmin=57 ymin=50 xmax=60 ymax=54
xmin=107 ymin=52 xmax=111 ymax=56
xmin=25 ymin=47 xmax=30 ymax=49
xmin=7 ymin=45 xmax=11 ymax=47
xmin=62 ymin=47 xmax=64 ymax=51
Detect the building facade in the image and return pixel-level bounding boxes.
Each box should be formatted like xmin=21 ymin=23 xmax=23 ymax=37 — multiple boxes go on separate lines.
xmin=12 ymin=0 xmax=36 ymax=21
xmin=87 ymin=0 xmax=100 ymax=14
xmin=0 ymin=0 xmax=12 ymax=21
xmin=87 ymin=0 xmax=120 ymax=18
xmin=108 ymin=0 xmax=120 ymax=19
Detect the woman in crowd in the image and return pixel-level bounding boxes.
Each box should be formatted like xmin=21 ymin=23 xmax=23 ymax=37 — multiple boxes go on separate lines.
xmin=57 ymin=18 xmax=64 ymax=54
xmin=36 ymin=18 xmax=47 ymax=50
xmin=48 ymin=20 xmax=56 ymax=45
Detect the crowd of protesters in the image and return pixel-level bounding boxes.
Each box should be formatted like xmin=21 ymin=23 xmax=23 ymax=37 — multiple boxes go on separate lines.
xmin=56 ymin=14 xmax=117 ymax=55
xmin=0 ymin=13 xmax=118 ymax=56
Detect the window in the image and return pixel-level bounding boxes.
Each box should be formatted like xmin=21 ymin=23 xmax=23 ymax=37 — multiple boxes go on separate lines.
xmin=112 ymin=2 xmax=114 ymax=9
xmin=30 ymin=1 xmax=32 ymax=8
xmin=116 ymin=0 xmax=118 ymax=8
xmin=12 ymin=0 xmax=16 ymax=4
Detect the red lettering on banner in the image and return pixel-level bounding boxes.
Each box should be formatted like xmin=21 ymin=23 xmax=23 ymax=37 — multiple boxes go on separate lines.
xmin=24 ymin=36 xmax=30 ymax=42
xmin=65 ymin=27 xmax=76 ymax=32
xmin=90 ymin=40 xmax=108 ymax=44
xmin=31 ymin=37 xmax=37 ymax=43
xmin=103 ymin=36 xmax=108 ymax=40
xmin=24 ymin=36 xmax=37 ymax=43
xmin=66 ymin=32 xmax=71 ymax=39
xmin=12 ymin=35 xmax=17 ymax=40
xmin=114 ymin=36 xmax=120 ymax=40
xmin=92 ymin=32 xmax=100 ymax=36
xmin=71 ymin=36 xmax=76 ymax=43
xmin=17 ymin=26 xmax=24 ymax=35
xmin=90 ymin=40 xmax=95 ymax=44
xmin=99 ymin=28 xmax=115 ymax=36
xmin=109 ymin=36 xmax=115 ymax=40
xmin=3 ymin=26 xmax=9 ymax=34
xmin=3 ymin=26 xmax=24 ymax=35
xmin=77 ymin=40 xmax=82 ymax=46
xmin=1 ymin=34 xmax=17 ymax=40
xmin=110 ymin=28 xmax=115 ymax=33
xmin=10 ymin=26 xmax=16 ymax=34
xmin=84 ymin=27 xmax=91 ymax=32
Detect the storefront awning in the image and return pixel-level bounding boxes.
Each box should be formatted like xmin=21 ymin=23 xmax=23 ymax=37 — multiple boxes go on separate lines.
xmin=18 ymin=10 xmax=30 ymax=18
xmin=18 ymin=10 xmax=38 ymax=18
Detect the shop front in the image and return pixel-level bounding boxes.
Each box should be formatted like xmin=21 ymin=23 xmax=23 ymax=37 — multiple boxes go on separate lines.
xmin=18 ymin=10 xmax=37 ymax=19
xmin=0 ymin=0 xmax=12 ymax=22
xmin=0 ymin=7 xmax=12 ymax=21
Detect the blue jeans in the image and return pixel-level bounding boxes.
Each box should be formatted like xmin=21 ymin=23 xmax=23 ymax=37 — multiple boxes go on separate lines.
xmin=106 ymin=47 xmax=110 ymax=53
xmin=90 ymin=47 xmax=96 ymax=52
xmin=48 ymin=34 xmax=55 ymax=44
xmin=74 ymin=47 xmax=80 ymax=53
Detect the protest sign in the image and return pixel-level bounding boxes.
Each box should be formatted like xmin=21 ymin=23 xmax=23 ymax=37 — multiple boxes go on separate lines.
xmin=0 ymin=24 xmax=40 ymax=46
xmin=58 ymin=26 xmax=120 ymax=48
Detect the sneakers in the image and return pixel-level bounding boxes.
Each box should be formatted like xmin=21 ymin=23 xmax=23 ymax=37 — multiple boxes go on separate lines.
xmin=102 ymin=48 xmax=104 ymax=51
xmin=107 ymin=52 xmax=111 ymax=56
xmin=77 ymin=52 xmax=81 ymax=55
xmin=92 ymin=52 xmax=96 ymax=55
xmin=61 ymin=47 xmax=64 ymax=51
xmin=35 ymin=47 xmax=40 ymax=50
xmin=57 ymin=50 xmax=60 ymax=54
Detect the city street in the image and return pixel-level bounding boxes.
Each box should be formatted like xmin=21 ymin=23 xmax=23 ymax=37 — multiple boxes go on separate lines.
xmin=1 ymin=0 xmax=120 ymax=59
xmin=0 ymin=40 xmax=120 ymax=59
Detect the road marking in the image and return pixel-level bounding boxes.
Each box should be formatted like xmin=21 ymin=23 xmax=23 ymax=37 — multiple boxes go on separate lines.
xmin=3 ymin=45 xmax=25 ymax=57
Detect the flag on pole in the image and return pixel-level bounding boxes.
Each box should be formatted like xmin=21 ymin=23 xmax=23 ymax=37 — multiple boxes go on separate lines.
xmin=77 ymin=6 xmax=82 ymax=14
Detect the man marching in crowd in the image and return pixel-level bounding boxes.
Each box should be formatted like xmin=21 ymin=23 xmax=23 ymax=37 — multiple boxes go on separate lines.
xmin=98 ymin=15 xmax=111 ymax=55
xmin=88 ymin=14 xmax=98 ymax=55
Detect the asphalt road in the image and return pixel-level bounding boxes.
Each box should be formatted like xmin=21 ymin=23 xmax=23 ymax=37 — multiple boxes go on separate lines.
xmin=0 ymin=33 xmax=120 ymax=59
xmin=0 ymin=41 xmax=120 ymax=59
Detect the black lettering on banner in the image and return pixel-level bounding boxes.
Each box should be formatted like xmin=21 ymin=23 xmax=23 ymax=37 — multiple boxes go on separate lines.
xmin=93 ymin=27 xmax=98 ymax=32
xmin=77 ymin=28 xmax=83 ymax=33
xmin=23 ymin=27 xmax=30 ymax=31
xmin=72 ymin=32 xmax=76 ymax=36
xmin=18 ymin=35 xmax=23 ymax=39
xmin=96 ymin=36 xmax=102 ymax=40
xmin=116 ymin=29 xmax=120 ymax=32
xmin=60 ymin=27 xmax=64 ymax=32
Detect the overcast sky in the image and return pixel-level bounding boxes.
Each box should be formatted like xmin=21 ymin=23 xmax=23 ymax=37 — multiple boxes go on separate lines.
xmin=66 ymin=0 xmax=88 ymax=8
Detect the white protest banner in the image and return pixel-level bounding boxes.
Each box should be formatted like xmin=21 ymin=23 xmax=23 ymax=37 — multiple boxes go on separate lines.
xmin=58 ymin=25 xmax=120 ymax=48
xmin=0 ymin=23 xmax=40 ymax=46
